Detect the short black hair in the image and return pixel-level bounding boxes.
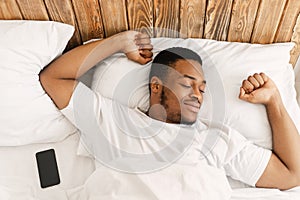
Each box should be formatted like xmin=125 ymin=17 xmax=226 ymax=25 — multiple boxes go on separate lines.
xmin=149 ymin=47 xmax=202 ymax=83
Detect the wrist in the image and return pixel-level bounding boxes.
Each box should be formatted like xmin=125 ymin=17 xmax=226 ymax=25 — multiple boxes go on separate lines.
xmin=115 ymin=31 xmax=134 ymax=53
xmin=265 ymin=90 xmax=283 ymax=108
xmin=108 ymin=31 xmax=128 ymax=53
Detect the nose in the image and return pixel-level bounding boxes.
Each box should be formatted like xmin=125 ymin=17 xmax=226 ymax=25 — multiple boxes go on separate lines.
xmin=190 ymin=87 xmax=202 ymax=103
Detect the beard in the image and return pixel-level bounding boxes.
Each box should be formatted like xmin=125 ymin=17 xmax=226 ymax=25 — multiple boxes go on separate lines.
xmin=160 ymin=87 xmax=182 ymax=124
xmin=161 ymin=87 xmax=198 ymax=125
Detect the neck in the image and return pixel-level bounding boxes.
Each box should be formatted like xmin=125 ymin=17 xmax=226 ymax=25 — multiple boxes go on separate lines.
xmin=147 ymin=104 xmax=181 ymax=124
xmin=147 ymin=103 xmax=167 ymax=122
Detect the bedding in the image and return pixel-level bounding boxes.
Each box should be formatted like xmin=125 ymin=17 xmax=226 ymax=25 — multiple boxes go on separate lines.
xmin=0 ymin=130 xmax=299 ymax=200
xmin=0 ymin=131 xmax=286 ymax=200
xmin=66 ymin=162 xmax=232 ymax=200
xmin=0 ymin=20 xmax=77 ymax=146
xmin=91 ymin=37 xmax=300 ymax=150
xmin=66 ymin=175 xmax=300 ymax=200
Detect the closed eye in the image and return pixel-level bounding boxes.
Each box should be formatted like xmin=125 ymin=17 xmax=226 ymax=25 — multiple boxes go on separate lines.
xmin=179 ymin=83 xmax=191 ymax=88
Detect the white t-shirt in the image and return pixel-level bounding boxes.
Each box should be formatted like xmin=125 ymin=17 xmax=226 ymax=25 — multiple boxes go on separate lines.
xmin=61 ymin=82 xmax=271 ymax=187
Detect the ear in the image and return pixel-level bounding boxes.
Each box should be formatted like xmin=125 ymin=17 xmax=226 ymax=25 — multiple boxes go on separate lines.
xmin=150 ymin=76 xmax=163 ymax=94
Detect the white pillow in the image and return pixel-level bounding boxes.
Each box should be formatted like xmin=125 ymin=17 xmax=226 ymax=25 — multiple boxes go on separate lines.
xmin=91 ymin=38 xmax=300 ymax=149
xmin=91 ymin=53 xmax=151 ymax=111
xmin=0 ymin=20 xmax=77 ymax=146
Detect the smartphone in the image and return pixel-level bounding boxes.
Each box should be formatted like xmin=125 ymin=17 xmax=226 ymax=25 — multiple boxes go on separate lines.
xmin=35 ymin=149 xmax=60 ymax=188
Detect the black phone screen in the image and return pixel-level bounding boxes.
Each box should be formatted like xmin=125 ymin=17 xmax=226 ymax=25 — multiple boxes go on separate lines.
xmin=35 ymin=149 xmax=60 ymax=188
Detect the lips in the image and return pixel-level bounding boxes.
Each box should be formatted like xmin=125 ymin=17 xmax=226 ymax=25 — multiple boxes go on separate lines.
xmin=183 ymin=101 xmax=200 ymax=113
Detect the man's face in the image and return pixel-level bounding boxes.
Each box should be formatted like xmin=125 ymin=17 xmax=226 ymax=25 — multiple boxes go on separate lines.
xmin=161 ymin=59 xmax=206 ymax=124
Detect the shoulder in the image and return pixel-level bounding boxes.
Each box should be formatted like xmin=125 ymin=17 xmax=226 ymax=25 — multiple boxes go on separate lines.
xmin=197 ymin=118 xmax=248 ymax=144
xmin=196 ymin=119 xmax=250 ymax=165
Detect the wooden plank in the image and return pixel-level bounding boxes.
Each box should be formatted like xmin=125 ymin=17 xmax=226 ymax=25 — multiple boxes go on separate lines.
xmin=251 ymin=0 xmax=287 ymax=44
xmin=179 ymin=0 xmax=206 ymax=38
xmin=16 ymin=0 xmax=49 ymax=20
xmin=227 ymin=0 xmax=260 ymax=42
xmin=204 ymin=0 xmax=234 ymax=41
xmin=71 ymin=0 xmax=105 ymax=42
xmin=99 ymin=0 xmax=128 ymax=37
xmin=290 ymin=14 xmax=300 ymax=67
xmin=154 ymin=0 xmax=180 ymax=37
xmin=274 ymin=0 xmax=300 ymax=42
xmin=126 ymin=0 xmax=153 ymax=37
xmin=44 ymin=0 xmax=82 ymax=50
xmin=0 ymin=0 xmax=23 ymax=19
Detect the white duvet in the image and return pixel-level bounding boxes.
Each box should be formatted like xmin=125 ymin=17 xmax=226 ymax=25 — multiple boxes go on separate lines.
xmin=66 ymin=161 xmax=300 ymax=200
xmin=67 ymin=161 xmax=232 ymax=200
xmin=0 ymin=134 xmax=300 ymax=200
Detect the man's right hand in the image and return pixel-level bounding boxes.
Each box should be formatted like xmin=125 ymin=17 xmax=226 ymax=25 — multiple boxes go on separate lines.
xmin=40 ymin=30 xmax=153 ymax=109
xmin=121 ymin=31 xmax=153 ymax=65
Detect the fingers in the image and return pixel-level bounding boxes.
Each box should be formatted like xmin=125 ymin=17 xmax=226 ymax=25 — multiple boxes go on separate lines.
xmin=239 ymin=87 xmax=245 ymax=98
xmin=139 ymin=49 xmax=153 ymax=58
xmin=124 ymin=31 xmax=153 ymax=64
xmin=242 ymin=80 xmax=254 ymax=93
xmin=248 ymin=76 xmax=260 ymax=89
xmin=135 ymin=33 xmax=151 ymax=45
xmin=138 ymin=44 xmax=153 ymax=50
xmin=260 ymin=72 xmax=268 ymax=82
xmin=241 ymin=73 xmax=268 ymax=93
xmin=135 ymin=32 xmax=150 ymax=40
xmin=135 ymin=37 xmax=151 ymax=45
xmin=239 ymin=87 xmax=255 ymax=103
xmin=137 ymin=56 xmax=152 ymax=65
xmin=134 ymin=32 xmax=153 ymax=54
xmin=253 ymin=73 xmax=264 ymax=86
xmin=239 ymin=73 xmax=277 ymax=105
xmin=239 ymin=87 xmax=248 ymax=101
xmin=135 ymin=32 xmax=152 ymax=48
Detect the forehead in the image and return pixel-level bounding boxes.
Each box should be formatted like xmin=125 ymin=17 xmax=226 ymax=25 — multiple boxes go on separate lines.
xmin=171 ymin=59 xmax=204 ymax=80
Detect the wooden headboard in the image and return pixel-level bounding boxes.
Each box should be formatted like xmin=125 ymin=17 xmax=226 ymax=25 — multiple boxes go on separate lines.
xmin=1 ymin=0 xmax=300 ymax=66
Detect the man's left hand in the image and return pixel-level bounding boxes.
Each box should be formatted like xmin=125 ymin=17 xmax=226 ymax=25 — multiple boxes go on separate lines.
xmin=239 ymin=73 xmax=281 ymax=106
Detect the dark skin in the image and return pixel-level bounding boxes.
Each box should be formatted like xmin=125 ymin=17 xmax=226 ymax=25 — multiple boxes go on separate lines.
xmin=148 ymin=59 xmax=206 ymax=124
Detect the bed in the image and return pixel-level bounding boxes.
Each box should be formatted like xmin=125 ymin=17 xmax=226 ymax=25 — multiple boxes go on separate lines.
xmin=1 ymin=0 xmax=300 ymax=199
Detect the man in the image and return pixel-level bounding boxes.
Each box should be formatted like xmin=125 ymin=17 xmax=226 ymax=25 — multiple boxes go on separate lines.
xmin=40 ymin=31 xmax=300 ymax=190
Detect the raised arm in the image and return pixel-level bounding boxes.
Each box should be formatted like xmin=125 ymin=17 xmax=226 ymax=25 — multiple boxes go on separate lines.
xmin=39 ymin=31 xmax=153 ymax=109
xmin=239 ymin=73 xmax=300 ymax=190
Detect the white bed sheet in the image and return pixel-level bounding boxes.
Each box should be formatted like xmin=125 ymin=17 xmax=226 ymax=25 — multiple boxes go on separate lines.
xmin=0 ymin=132 xmax=95 ymax=200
